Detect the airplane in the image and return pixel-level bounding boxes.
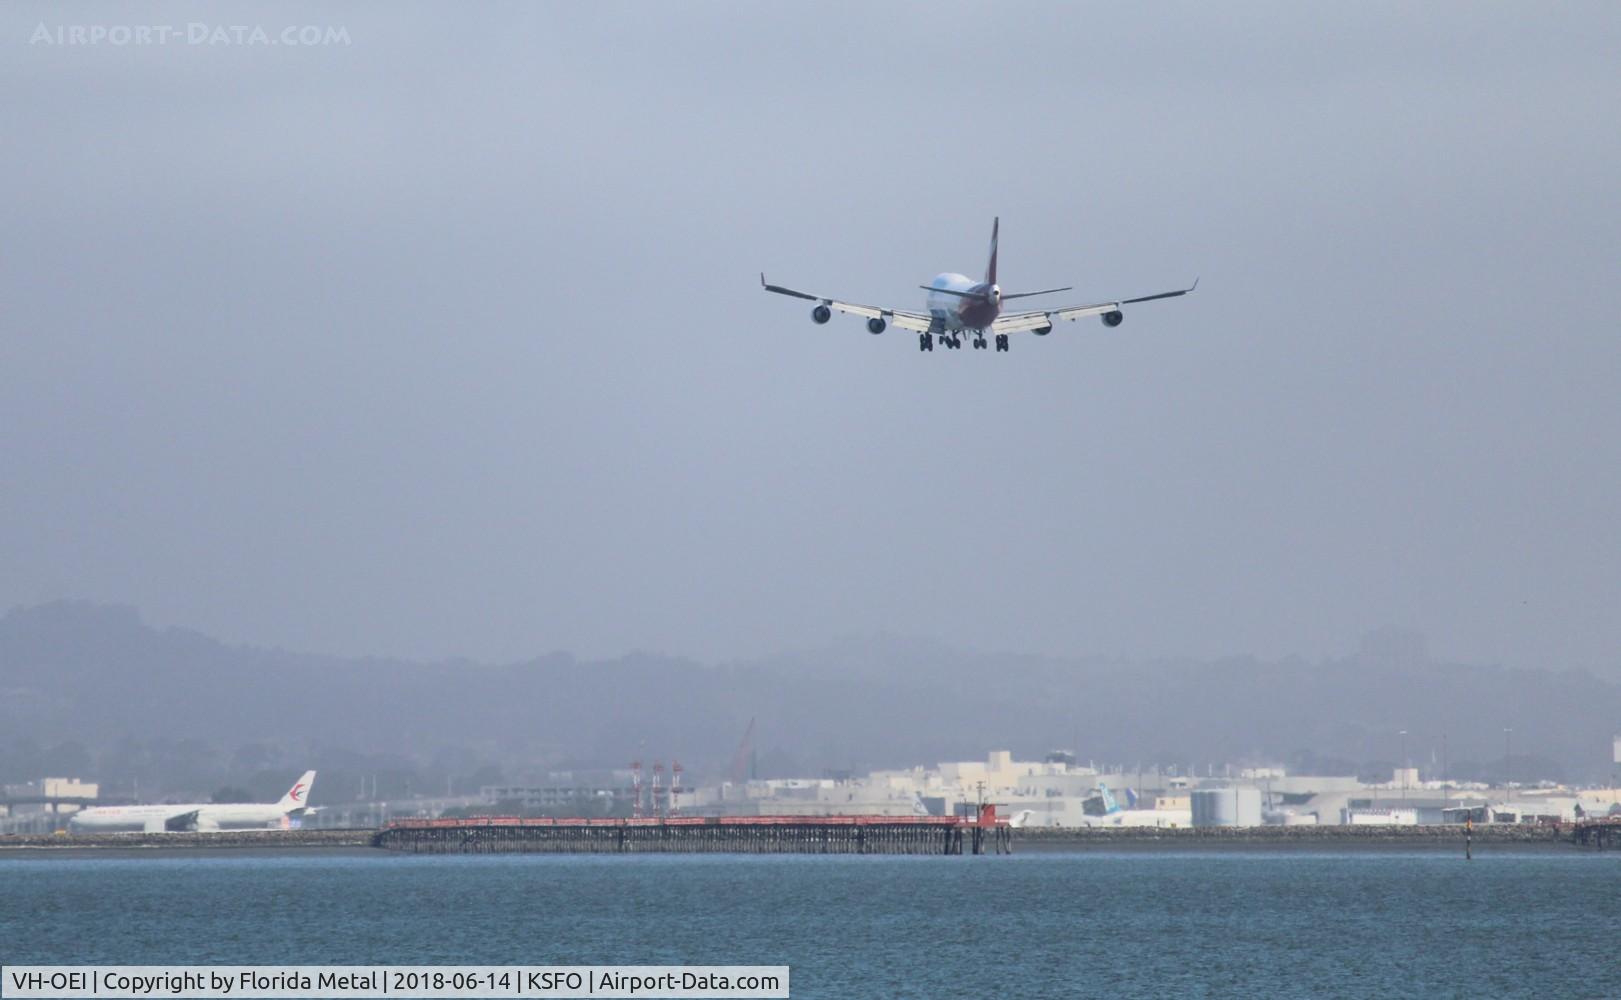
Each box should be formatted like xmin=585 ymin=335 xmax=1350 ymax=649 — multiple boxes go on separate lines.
xmin=1077 ymin=783 xmax=1190 ymax=828
xmin=761 ymin=217 xmax=1195 ymax=353
xmin=69 ymin=771 xmax=317 ymax=834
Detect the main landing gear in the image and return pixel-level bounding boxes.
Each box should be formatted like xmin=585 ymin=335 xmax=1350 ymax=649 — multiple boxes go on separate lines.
xmin=920 ymin=330 xmax=1007 ymax=353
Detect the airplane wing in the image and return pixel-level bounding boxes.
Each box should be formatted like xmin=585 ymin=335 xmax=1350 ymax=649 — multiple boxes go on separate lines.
xmin=993 ymin=280 xmax=1198 ymax=335
xmin=159 ymin=809 xmax=200 ymax=833
xmin=760 ymin=274 xmax=935 ymax=332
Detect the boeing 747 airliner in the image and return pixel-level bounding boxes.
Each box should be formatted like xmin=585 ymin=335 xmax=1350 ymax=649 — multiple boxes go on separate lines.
xmin=762 ymin=218 xmax=1194 ymax=352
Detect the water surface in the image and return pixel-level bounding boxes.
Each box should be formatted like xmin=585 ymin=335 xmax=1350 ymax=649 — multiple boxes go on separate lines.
xmin=2 ymin=851 xmax=1613 ymax=998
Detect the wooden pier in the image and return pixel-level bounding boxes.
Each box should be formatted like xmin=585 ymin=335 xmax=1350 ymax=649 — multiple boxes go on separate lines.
xmin=1572 ymin=818 xmax=1621 ymax=849
xmin=374 ymin=809 xmax=1013 ymax=857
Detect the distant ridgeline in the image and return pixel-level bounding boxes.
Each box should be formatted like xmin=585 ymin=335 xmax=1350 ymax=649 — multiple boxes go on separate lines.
xmin=2 ymin=602 xmax=1617 ymax=785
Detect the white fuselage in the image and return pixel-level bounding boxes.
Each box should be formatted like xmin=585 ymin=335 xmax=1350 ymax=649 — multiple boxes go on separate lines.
xmin=69 ymin=802 xmax=293 ymax=833
xmin=1079 ymin=809 xmax=1193 ymax=829
xmin=923 ymin=272 xmax=1002 ymax=331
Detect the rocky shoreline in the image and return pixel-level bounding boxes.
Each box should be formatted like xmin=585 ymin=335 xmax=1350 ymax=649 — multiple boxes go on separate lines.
xmin=0 ymin=828 xmax=378 ymax=851
xmin=0 ymin=824 xmax=1582 ymax=853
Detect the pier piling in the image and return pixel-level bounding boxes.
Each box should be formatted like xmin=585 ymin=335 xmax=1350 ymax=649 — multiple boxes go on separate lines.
xmin=372 ymin=814 xmax=1013 ymax=856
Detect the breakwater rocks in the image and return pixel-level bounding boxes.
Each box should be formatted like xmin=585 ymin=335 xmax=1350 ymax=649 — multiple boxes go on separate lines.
xmin=1015 ymin=824 xmax=1571 ymax=850
xmin=1 ymin=824 xmax=1583 ymax=853
xmin=0 ymin=829 xmax=377 ymax=851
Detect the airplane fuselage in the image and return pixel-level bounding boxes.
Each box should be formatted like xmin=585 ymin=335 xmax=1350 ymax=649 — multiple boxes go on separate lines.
xmin=68 ymin=770 xmax=315 ymax=833
xmin=69 ymin=802 xmax=294 ymax=832
xmin=1078 ymin=808 xmax=1194 ymax=829
xmin=924 ymin=273 xmax=1002 ymax=331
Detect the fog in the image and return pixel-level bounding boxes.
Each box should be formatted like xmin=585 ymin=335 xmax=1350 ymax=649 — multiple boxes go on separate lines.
xmin=3 ymin=3 xmax=1618 ymax=674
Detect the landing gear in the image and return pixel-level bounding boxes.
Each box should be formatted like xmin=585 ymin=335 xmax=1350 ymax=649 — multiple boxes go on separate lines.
xmin=918 ymin=329 xmax=1008 ymax=354
xmin=914 ymin=329 xmax=1010 ymax=354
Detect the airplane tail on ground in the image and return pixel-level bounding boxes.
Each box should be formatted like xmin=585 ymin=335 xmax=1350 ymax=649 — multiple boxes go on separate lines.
xmin=276 ymin=771 xmax=317 ymax=812
xmin=1099 ymin=784 xmax=1121 ymax=815
xmin=1125 ymin=788 xmax=1140 ymax=809
xmin=1008 ymin=809 xmax=1035 ymax=829
xmin=984 ymin=216 xmax=999 ymax=285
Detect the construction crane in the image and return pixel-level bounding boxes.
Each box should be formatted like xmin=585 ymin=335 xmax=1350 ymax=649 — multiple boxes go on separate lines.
xmin=730 ymin=717 xmax=756 ymax=785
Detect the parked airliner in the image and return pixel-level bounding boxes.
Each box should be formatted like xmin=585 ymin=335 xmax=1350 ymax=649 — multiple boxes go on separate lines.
xmin=762 ymin=218 xmax=1194 ymax=352
xmin=1077 ymin=784 xmax=1191 ymax=829
xmin=69 ymin=771 xmax=317 ymax=833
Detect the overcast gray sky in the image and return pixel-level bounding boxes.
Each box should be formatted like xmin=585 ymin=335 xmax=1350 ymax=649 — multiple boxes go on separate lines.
xmin=2 ymin=2 xmax=1618 ymax=673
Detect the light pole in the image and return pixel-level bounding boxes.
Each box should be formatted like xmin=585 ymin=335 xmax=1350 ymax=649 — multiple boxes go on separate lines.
xmin=1504 ymin=728 xmax=1512 ymax=789
xmin=1441 ymin=732 xmax=1449 ymax=812
xmin=1504 ymin=726 xmax=1513 ymax=820
xmin=1400 ymin=730 xmax=1408 ymax=802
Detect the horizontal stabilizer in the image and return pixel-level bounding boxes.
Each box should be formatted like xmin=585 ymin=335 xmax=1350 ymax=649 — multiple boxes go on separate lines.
xmin=918 ymin=285 xmax=989 ymax=300
xmin=1001 ymin=286 xmax=1073 ymax=300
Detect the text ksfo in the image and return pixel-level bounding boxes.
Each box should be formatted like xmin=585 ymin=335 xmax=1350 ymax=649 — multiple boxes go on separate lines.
xmin=4 ymin=967 xmax=790 ymax=998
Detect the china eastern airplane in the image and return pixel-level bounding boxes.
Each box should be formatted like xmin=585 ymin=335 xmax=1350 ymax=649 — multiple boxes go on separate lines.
xmin=69 ymin=771 xmax=317 ymax=833
xmin=762 ymin=218 xmax=1194 ymax=352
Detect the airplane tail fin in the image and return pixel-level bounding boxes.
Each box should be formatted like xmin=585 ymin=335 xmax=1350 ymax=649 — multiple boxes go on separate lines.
xmin=277 ymin=770 xmax=316 ymax=812
xmin=1126 ymin=788 xmax=1140 ymax=809
xmin=1099 ymin=784 xmax=1121 ymax=814
xmin=984 ymin=217 xmax=999 ymax=285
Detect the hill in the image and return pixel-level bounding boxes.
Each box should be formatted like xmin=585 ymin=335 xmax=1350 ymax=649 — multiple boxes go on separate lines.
xmin=2 ymin=602 xmax=1615 ymax=798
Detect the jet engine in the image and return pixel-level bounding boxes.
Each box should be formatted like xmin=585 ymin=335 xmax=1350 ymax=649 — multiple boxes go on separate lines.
xmin=1032 ymin=324 xmax=1053 ymax=336
xmin=1101 ymin=310 xmax=1124 ymax=328
xmin=867 ymin=317 xmax=886 ymax=334
xmin=811 ymin=305 xmax=831 ymax=324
